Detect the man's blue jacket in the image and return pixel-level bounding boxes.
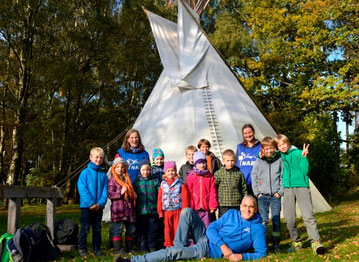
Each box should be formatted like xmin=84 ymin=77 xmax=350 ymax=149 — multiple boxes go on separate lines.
xmin=207 ymin=209 xmax=267 ymax=260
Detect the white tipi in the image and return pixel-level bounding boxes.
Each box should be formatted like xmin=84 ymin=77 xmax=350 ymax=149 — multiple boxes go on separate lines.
xmin=103 ymin=1 xmax=331 ymax=221
xmin=135 ymin=0 xmax=331 ymax=214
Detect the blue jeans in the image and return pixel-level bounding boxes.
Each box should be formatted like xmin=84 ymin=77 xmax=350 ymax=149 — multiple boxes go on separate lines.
xmin=78 ymin=208 xmax=103 ymax=251
xmin=110 ymin=221 xmax=136 ymax=239
xmin=258 ymin=194 xmax=281 ymax=235
xmin=131 ymin=208 xmax=209 ymax=262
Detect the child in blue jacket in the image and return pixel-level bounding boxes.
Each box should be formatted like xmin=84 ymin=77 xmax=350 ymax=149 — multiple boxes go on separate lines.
xmin=77 ymin=147 xmax=108 ymax=257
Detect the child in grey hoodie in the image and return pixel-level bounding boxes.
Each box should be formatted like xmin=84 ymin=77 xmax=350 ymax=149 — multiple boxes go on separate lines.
xmin=251 ymin=137 xmax=283 ymax=253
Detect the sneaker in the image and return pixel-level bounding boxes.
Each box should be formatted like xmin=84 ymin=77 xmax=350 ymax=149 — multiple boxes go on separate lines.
xmin=94 ymin=250 xmax=105 ymax=257
xmin=287 ymin=241 xmax=302 ymax=253
xmin=311 ymin=241 xmax=325 ymax=255
xmin=114 ymin=257 xmax=131 ymax=262
xmin=78 ymin=249 xmax=87 ymax=257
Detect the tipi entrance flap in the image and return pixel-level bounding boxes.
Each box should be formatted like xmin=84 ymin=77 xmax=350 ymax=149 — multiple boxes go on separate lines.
xmin=146 ymin=10 xmax=181 ymax=86
xmin=177 ymin=1 xmax=210 ymax=88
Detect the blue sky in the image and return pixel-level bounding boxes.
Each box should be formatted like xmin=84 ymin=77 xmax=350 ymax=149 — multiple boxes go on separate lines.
xmin=338 ymin=115 xmax=355 ymax=149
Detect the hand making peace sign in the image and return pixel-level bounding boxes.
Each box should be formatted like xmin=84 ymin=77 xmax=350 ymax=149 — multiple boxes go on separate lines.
xmin=302 ymin=143 xmax=310 ymax=157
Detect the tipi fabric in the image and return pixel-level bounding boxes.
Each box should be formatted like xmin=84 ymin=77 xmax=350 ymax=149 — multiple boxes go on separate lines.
xmin=103 ymin=1 xmax=331 ymax=221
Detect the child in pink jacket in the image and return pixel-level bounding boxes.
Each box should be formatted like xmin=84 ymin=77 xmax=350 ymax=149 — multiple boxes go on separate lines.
xmin=186 ymin=151 xmax=218 ymax=227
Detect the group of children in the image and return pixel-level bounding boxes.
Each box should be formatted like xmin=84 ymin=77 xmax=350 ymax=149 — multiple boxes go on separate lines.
xmin=77 ymin=133 xmax=325 ymax=258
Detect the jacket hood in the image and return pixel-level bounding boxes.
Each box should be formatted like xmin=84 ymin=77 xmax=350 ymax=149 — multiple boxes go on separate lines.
xmin=88 ymin=161 xmax=104 ymax=171
xmin=285 ymin=145 xmax=298 ymax=153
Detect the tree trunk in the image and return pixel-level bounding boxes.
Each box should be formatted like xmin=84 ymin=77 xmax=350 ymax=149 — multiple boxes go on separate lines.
xmin=7 ymin=93 xmax=27 ymax=185
xmin=0 ymin=122 xmax=5 ymax=184
xmin=346 ymin=121 xmax=349 ymax=152
xmin=7 ymin=44 xmax=31 ymax=185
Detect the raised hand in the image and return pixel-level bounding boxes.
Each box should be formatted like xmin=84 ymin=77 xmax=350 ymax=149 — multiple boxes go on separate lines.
xmin=258 ymin=148 xmax=264 ymax=158
xmin=302 ymin=143 xmax=310 ymax=157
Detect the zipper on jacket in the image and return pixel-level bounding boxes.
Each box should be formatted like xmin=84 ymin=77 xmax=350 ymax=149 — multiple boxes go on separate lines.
xmin=269 ymin=163 xmax=272 ymax=196
xmin=145 ymin=180 xmax=149 ymax=213
xmin=284 ymin=156 xmax=291 ymax=188
xmin=229 ymin=170 xmax=233 ymax=207
xmin=200 ymin=177 xmax=203 ymax=209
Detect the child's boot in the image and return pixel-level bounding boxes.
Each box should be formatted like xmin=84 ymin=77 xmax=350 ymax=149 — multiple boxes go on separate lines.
xmin=272 ymin=236 xmax=280 ymax=253
xmin=311 ymin=241 xmax=325 ymax=255
xmin=286 ymin=241 xmax=302 ymax=253
xmin=125 ymin=239 xmax=134 ymax=253
xmin=114 ymin=239 xmax=127 ymax=255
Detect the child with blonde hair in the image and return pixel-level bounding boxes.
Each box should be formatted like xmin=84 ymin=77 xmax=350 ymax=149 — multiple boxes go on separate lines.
xmin=275 ymin=134 xmax=325 ymax=255
xmin=251 ymin=137 xmax=283 ymax=252
xmin=157 ymin=161 xmax=190 ymax=247
xmin=77 ymin=147 xmax=108 ymax=257
xmin=108 ymin=158 xmax=137 ymax=255
xmin=179 ymin=145 xmax=197 ymax=183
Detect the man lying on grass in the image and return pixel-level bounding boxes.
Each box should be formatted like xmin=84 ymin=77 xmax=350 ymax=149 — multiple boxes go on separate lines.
xmin=115 ymin=195 xmax=267 ymax=262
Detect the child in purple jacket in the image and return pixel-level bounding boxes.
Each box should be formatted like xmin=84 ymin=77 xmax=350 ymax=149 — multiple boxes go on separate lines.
xmin=108 ymin=158 xmax=137 ymax=255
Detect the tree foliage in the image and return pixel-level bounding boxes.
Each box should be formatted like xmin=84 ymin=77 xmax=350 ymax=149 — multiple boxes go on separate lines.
xmin=205 ymin=0 xmax=358 ymax=197
xmin=0 ymin=0 xmax=172 ymax=194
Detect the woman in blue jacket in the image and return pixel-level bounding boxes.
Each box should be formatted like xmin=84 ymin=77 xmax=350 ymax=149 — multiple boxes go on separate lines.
xmin=115 ymin=129 xmax=150 ymax=183
xmin=236 ymin=124 xmax=261 ymax=196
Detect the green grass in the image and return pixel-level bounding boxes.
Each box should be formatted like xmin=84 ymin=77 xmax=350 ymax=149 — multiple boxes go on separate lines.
xmin=1 ymin=188 xmax=359 ymax=261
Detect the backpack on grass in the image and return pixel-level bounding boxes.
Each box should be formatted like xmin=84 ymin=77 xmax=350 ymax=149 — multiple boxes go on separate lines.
xmin=7 ymin=223 xmax=61 ymax=262
xmin=55 ymin=218 xmax=78 ymax=245
xmin=0 ymin=233 xmax=14 ymax=262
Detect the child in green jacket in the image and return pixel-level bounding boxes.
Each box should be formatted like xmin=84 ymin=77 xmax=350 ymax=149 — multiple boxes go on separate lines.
xmin=133 ymin=159 xmax=160 ymax=251
xmin=275 ymin=134 xmax=325 ymax=255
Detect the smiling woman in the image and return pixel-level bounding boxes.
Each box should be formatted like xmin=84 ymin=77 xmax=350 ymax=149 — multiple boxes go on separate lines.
xmin=236 ymin=124 xmax=261 ymax=196
xmin=115 ymin=129 xmax=150 ymax=183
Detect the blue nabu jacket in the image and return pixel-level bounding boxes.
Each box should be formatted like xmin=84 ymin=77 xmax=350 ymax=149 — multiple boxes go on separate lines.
xmin=117 ymin=148 xmax=150 ymax=183
xmin=77 ymin=162 xmax=108 ymax=208
xmin=206 ymin=209 xmax=267 ymax=260
xmin=236 ymin=143 xmax=261 ymax=187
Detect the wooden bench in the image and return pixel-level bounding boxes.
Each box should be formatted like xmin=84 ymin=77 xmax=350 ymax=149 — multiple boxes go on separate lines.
xmin=0 ymin=185 xmax=75 ymax=250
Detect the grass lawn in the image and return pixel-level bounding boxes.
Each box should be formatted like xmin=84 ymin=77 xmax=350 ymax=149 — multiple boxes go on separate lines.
xmin=1 ymin=188 xmax=359 ymax=261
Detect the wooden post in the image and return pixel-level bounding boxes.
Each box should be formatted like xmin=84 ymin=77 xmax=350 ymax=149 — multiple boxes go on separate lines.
xmin=7 ymin=198 xmax=21 ymax=234
xmin=46 ymin=197 xmax=56 ymax=240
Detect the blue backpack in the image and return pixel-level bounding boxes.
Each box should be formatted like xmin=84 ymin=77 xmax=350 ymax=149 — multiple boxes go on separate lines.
xmin=7 ymin=223 xmax=61 ymax=262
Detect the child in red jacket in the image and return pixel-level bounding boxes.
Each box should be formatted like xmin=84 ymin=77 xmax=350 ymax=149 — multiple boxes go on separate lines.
xmin=186 ymin=152 xmax=218 ymax=228
xmin=157 ymin=161 xmax=190 ymax=247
